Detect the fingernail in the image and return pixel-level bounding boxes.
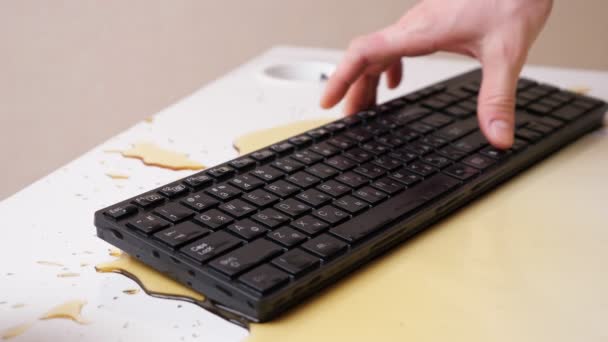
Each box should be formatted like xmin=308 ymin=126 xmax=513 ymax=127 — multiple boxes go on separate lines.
xmin=490 ymin=119 xmax=513 ymax=145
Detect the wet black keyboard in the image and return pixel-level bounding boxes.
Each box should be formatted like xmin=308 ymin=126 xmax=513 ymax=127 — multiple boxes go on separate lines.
xmin=95 ymin=69 xmax=606 ymax=322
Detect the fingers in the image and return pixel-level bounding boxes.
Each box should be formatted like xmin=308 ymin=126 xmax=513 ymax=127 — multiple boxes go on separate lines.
xmin=386 ymin=59 xmax=403 ymax=89
xmin=344 ymin=74 xmax=380 ymax=115
xmin=320 ymin=14 xmax=437 ymax=110
xmin=477 ymin=55 xmax=523 ymax=149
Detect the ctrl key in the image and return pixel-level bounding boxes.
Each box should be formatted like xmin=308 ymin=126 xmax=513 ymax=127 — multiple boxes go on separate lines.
xmin=239 ymin=264 xmax=290 ymax=294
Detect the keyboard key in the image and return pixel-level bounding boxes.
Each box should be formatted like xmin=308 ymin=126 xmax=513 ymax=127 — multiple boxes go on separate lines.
xmin=353 ymin=186 xmax=388 ymax=204
xmin=551 ymin=104 xmax=587 ymax=121
xmin=452 ymin=131 xmax=488 ymax=153
xmin=104 ymin=204 xmax=138 ymax=220
xmin=289 ymin=135 xmax=313 ymax=147
xmin=437 ymin=145 xmax=468 ymax=160
xmin=404 ymin=141 xmax=434 ymax=155
xmin=207 ymin=165 xmax=235 ymax=178
xmin=376 ymin=134 xmax=407 ymax=148
xmin=313 ymin=205 xmax=349 ymax=224
xmin=325 ymin=155 xmax=357 ymax=171
xmin=462 ymin=154 xmax=496 ymax=170
xmin=227 ymin=219 xmax=268 ymax=240
xmin=327 ymin=136 xmax=356 ymax=150
xmin=267 ymin=227 xmax=308 ymax=247
xmin=154 ymin=221 xmax=210 ymax=248
xmin=371 ymin=156 xmax=402 ymax=171
xmin=444 ymin=105 xmax=471 ymax=118
xmin=480 ymin=146 xmax=510 ymax=160
xmin=421 ymin=113 xmax=453 ymax=128
xmin=206 ymin=183 xmax=241 ymax=201
xmin=360 ymin=141 xmax=390 ymax=155
xmin=128 ymin=214 xmax=170 ymax=234
xmin=344 ymin=127 xmax=374 ymax=142
xmin=193 ymin=209 xmax=234 ymax=229
xmin=270 ymin=141 xmax=295 ymax=154
xmin=239 ymin=264 xmax=290 ymax=294
xmin=132 ymin=193 xmax=165 ymax=208
xmin=420 ymin=154 xmax=451 ymax=169
xmin=302 ymin=234 xmax=348 ymax=259
xmin=272 ymin=249 xmax=320 ymax=277
xmin=389 ymin=168 xmax=422 ymax=186
xmin=330 ymin=174 xmax=460 ymax=242
xmin=393 ymin=106 xmax=431 ymax=125
xmin=343 ymin=147 xmax=373 ymax=163
xmin=408 ymin=121 xmax=434 ymax=135
xmin=435 ymin=117 xmax=478 ymax=141
xmin=536 ymin=116 xmax=564 ymax=129
xmin=252 ymin=209 xmax=290 ymax=228
xmin=354 ymin=163 xmax=387 ymax=180
xmin=219 ymin=199 xmax=257 ymax=219
xmin=444 ymin=163 xmax=479 ymax=181
xmin=296 ymin=189 xmax=332 ymax=207
xmin=526 ymin=122 xmax=554 ymax=134
xmin=183 ymin=174 xmax=213 ymax=188
xmin=242 ymin=189 xmax=279 ymax=207
xmin=310 ymin=142 xmax=339 ymax=157
xmin=230 ymin=174 xmax=265 ymax=191
xmin=291 ymin=150 xmax=323 ymax=165
xmin=286 ymin=171 xmax=321 ymax=188
xmin=371 ymin=177 xmax=405 ymax=195
xmin=265 ymin=180 xmax=300 ymax=198
xmin=420 ymin=135 xmax=449 ymax=148
xmin=406 ymin=160 xmax=438 ymax=177
xmin=274 ymin=199 xmax=311 ymax=217
xmin=250 ymin=166 xmax=283 ymax=182
xmin=290 ymin=215 xmax=330 ymax=235
xmin=389 ymin=148 xmax=418 ymax=163
xmin=159 ymin=183 xmax=189 ymax=198
xmin=333 ymin=195 xmax=369 ymax=214
xmin=209 ymin=239 xmax=284 ymax=277
xmin=306 ymin=163 xmax=339 ymax=180
xmin=317 ymin=180 xmax=351 ymax=197
xmin=181 ymin=192 xmax=219 ymax=212
xmin=251 ymin=149 xmax=275 ymax=162
xmin=516 ymin=128 xmax=543 ymax=142
xmin=181 ymin=231 xmax=242 ymax=264
xmin=335 ymin=171 xmax=369 ymax=188
xmin=272 ymin=158 xmax=305 ymax=174
xmin=229 ymin=157 xmax=257 ymax=170
xmin=154 ymin=203 xmax=195 ymax=223
xmin=307 ymin=127 xmax=331 ymax=140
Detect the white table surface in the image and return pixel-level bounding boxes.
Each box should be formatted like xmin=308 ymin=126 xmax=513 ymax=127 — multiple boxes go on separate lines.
xmin=1 ymin=46 xmax=606 ymax=342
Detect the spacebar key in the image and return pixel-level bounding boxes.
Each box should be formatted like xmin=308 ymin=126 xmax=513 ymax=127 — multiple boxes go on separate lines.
xmin=330 ymin=174 xmax=460 ymax=242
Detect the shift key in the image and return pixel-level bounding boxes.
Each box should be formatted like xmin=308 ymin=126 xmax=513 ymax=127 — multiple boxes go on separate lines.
xmin=209 ymin=239 xmax=284 ymax=277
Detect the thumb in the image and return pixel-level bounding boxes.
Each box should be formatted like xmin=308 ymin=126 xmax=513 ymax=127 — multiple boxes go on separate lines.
xmin=477 ymin=57 xmax=523 ymax=149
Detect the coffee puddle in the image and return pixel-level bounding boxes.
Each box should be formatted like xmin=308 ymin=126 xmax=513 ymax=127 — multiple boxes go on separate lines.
xmin=233 ymin=118 xmax=335 ymax=155
xmin=95 ymin=251 xmax=249 ymax=327
xmin=108 ymin=142 xmax=205 ymax=171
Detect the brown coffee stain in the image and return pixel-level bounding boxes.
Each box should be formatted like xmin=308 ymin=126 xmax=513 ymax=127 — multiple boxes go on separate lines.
xmin=233 ymin=118 xmax=335 ymax=155
xmin=144 ymin=116 xmax=155 ymax=123
xmin=11 ymin=303 xmax=25 ymax=309
xmin=57 ymin=272 xmax=80 ymax=278
xmin=95 ymin=251 xmax=249 ymax=327
xmin=36 ymin=261 xmax=63 ymax=267
xmin=106 ymin=172 xmax=130 ymax=180
xmin=568 ymin=86 xmax=591 ymax=95
xmin=110 ymin=142 xmax=205 ymax=171
xmin=1 ymin=322 xmax=33 ymax=340
xmin=96 ymin=251 xmax=203 ymax=302
xmin=40 ymin=300 xmax=89 ymax=324
xmin=122 ymin=289 xmax=140 ymax=295
xmin=2 ymin=300 xmax=89 ymax=340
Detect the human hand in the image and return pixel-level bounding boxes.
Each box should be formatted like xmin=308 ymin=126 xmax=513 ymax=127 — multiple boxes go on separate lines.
xmin=320 ymin=0 xmax=553 ymax=149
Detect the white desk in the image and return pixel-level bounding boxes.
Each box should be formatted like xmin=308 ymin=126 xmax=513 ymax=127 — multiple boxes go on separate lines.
xmin=1 ymin=46 xmax=607 ymax=341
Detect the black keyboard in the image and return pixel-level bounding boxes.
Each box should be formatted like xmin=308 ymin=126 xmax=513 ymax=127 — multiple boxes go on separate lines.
xmin=95 ymin=69 xmax=606 ymax=322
